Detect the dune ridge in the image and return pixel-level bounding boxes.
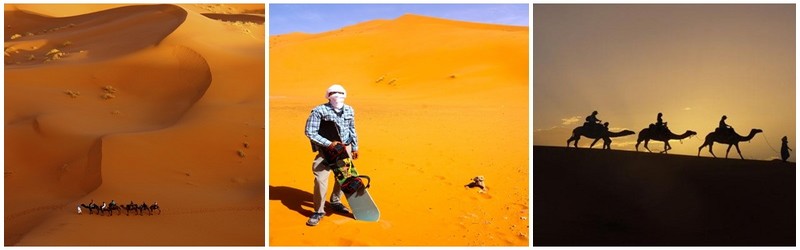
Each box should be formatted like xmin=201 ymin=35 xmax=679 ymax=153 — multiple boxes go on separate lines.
xmin=270 ymin=14 xmax=528 ymax=246
xmin=532 ymin=146 xmax=795 ymax=246
xmin=5 ymin=4 xmax=264 ymax=246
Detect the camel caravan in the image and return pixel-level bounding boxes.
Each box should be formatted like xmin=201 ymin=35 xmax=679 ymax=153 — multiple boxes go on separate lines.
xmin=78 ymin=200 xmax=161 ymax=216
xmin=567 ymin=111 xmax=775 ymax=160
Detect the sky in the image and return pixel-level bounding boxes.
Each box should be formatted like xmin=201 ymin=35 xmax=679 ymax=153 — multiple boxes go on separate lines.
xmin=532 ymin=4 xmax=795 ymax=161
xmin=269 ymin=4 xmax=529 ymax=35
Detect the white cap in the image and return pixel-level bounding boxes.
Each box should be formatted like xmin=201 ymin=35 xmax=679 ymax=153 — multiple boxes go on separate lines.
xmin=326 ymin=84 xmax=346 ymax=98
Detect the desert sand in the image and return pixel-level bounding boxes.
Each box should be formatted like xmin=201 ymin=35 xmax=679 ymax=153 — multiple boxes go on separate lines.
xmin=269 ymin=14 xmax=529 ymax=246
xmin=5 ymin=4 xmax=264 ymax=246
xmin=533 ymin=146 xmax=795 ymax=246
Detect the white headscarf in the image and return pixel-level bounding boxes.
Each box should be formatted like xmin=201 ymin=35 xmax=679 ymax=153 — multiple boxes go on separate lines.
xmin=326 ymin=84 xmax=347 ymax=109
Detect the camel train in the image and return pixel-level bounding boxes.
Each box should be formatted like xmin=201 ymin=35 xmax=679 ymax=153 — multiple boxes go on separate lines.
xmin=566 ymin=112 xmax=763 ymax=159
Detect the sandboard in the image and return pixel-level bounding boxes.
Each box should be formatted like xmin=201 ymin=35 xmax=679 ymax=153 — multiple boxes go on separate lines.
xmin=318 ymin=119 xmax=380 ymax=222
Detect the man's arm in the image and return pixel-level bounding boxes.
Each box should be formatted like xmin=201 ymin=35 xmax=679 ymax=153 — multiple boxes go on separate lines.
xmin=350 ymin=108 xmax=359 ymax=154
xmin=305 ymin=108 xmax=333 ymax=148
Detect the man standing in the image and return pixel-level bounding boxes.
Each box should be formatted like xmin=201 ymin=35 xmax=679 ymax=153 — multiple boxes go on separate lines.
xmin=304 ymin=84 xmax=360 ymax=226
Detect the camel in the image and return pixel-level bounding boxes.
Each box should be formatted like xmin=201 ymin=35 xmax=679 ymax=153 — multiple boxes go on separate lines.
xmin=80 ymin=203 xmax=100 ymax=215
xmin=567 ymin=124 xmax=635 ymax=148
xmin=100 ymin=204 xmax=122 ymax=216
xmin=138 ymin=203 xmax=151 ymax=216
xmin=122 ymin=203 xmax=139 ymax=216
xmin=698 ymin=128 xmax=763 ymax=159
xmin=148 ymin=203 xmax=161 ymax=215
xmin=636 ymin=128 xmax=697 ymax=153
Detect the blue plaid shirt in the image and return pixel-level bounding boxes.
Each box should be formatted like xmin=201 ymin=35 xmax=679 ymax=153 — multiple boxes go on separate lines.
xmin=305 ymin=103 xmax=359 ymax=152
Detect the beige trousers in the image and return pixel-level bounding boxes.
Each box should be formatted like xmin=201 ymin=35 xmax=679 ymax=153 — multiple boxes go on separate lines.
xmin=312 ymin=145 xmax=352 ymax=214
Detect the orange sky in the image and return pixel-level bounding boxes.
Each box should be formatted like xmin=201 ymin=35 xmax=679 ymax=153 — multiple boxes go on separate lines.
xmin=533 ymin=4 xmax=795 ymax=161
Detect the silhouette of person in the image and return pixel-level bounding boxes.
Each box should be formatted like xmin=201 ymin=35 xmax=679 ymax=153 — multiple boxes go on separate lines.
xmin=77 ymin=205 xmax=82 ymax=215
xmin=601 ymin=122 xmax=611 ymax=149
xmin=101 ymin=202 xmax=107 ymax=210
xmin=719 ymin=115 xmax=732 ymax=135
xmin=656 ymin=113 xmax=665 ymax=130
xmin=109 ymin=199 xmax=117 ymax=208
xmin=585 ymin=111 xmax=601 ymax=129
xmin=781 ymin=136 xmax=792 ymax=162
xmin=304 ymin=84 xmax=358 ymax=226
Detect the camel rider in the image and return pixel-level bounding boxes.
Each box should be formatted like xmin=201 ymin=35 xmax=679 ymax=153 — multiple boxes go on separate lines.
xmin=586 ymin=111 xmax=602 ymax=129
xmin=141 ymin=201 xmax=148 ymax=209
xmin=109 ymin=200 xmax=117 ymax=208
xmin=129 ymin=201 xmax=136 ymax=208
xmin=656 ymin=113 xmax=664 ymax=127
xmin=101 ymin=202 xmax=107 ymax=210
xmin=719 ymin=115 xmax=732 ymax=134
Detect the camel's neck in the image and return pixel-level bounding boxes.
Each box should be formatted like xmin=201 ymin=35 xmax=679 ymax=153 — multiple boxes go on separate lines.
xmin=607 ymin=130 xmax=633 ymax=138
xmin=673 ymin=131 xmax=693 ymax=140
xmin=742 ymin=130 xmax=759 ymax=141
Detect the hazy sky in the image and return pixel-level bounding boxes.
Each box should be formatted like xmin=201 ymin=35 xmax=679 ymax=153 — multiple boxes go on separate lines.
xmin=269 ymin=4 xmax=529 ymax=35
xmin=533 ymin=4 xmax=795 ymax=161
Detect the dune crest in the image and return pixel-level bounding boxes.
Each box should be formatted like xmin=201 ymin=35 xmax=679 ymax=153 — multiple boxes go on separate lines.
xmin=5 ymin=4 xmax=187 ymax=66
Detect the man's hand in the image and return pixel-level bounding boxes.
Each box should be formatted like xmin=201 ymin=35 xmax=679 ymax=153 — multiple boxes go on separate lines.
xmin=352 ymin=151 xmax=359 ymax=160
xmin=327 ymin=141 xmax=342 ymax=150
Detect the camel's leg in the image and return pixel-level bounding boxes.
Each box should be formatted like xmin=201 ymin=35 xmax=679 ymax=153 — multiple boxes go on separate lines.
xmin=735 ymin=144 xmax=743 ymax=159
xmin=635 ymin=139 xmax=641 ymax=151
xmin=644 ymin=140 xmax=652 ymax=152
xmin=664 ymin=141 xmax=672 ymax=153
xmin=725 ymin=144 xmax=733 ymax=159
xmin=704 ymin=142 xmax=717 ymax=158
xmin=567 ymin=135 xmax=577 ymax=148
xmin=590 ymin=138 xmax=601 ymax=148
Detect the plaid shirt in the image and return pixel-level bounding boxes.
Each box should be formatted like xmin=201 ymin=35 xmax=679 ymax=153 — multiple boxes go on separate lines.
xmin=305 ymin=103 xmax=359 ymax=152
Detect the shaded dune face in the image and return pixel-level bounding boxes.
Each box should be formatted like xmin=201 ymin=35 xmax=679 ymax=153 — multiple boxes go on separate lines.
xmin=4 ymin=5 xmax=212 ymax=246
xmin=5 ymin=4 xmax=187 ymax=65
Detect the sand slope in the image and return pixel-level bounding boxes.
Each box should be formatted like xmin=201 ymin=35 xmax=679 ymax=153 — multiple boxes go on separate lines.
xmin=5 ymin=4 xmax=264 ymax=246
xmin=269 ymin=15 xmax=529 ymax=246
xmin=532 ymin=146 xmax=795 ymax=246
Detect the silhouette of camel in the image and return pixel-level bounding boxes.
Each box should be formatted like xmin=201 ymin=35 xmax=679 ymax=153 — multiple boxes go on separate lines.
xmin=567 ymin=125 xmax=635 ymax=148
xmin=269 ymin=185 xmax=354 ymax=219
xmin=698 ymin=128 xmax=763 ymax=159
xmin=636 ymin=128 xmax=697 ymax=153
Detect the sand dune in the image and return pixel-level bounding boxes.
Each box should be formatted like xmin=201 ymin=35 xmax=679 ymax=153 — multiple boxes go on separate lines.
xmin=532 ymin=146 xmax=795 ymax=246
xmin=270 ymin=14 xmax=529 ymax=246
xmin=5 ymin=4 xmax=264 ymax=246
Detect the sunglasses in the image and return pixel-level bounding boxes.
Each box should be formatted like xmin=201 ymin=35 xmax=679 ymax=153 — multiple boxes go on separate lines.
xmin=328 ymin=91 xmax=345 ymax=97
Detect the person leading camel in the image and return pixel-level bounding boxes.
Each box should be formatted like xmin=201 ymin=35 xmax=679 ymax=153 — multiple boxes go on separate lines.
xmin=781 ymin=136 xmax=792 ymax=162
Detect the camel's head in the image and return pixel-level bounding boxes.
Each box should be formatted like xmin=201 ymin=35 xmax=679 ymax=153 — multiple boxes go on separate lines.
xmin=621 ymin=130 xmax=636 ymax=136
xmin=753 ymin=129 xmax=764 ymax=134
xmin=686 ymin=130 xmax=698 ymax=136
